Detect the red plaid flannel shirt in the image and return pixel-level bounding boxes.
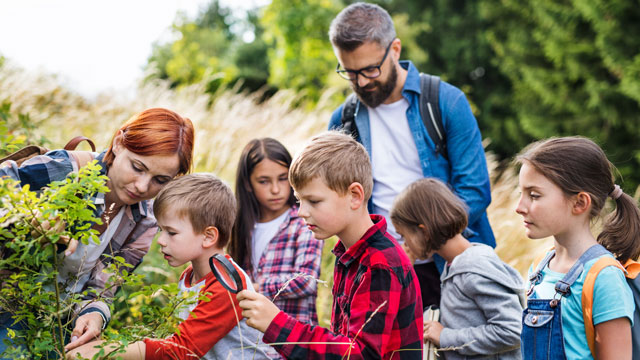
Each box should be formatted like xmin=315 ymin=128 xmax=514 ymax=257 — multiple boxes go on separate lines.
xmin=262 ymin=215 xmax=423 ymax=359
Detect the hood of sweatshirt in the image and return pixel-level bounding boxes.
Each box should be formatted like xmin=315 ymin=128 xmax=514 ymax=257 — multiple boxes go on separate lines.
xmin=441 ymin=243 xmax=526 ymax=305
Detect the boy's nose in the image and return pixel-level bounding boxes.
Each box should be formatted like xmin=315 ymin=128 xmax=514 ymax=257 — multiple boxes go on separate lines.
xmin=156 ymin=233 xmax=167 ymax=246
xmin=297 ymin=205 xmax=310 ymax=219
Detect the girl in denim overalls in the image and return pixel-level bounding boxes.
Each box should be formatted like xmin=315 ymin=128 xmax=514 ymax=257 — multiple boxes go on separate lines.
xmin=515 ymin=137 xmax=639 ymax=360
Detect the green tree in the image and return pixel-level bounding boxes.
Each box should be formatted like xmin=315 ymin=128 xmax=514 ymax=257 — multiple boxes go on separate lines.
xmin=484 ymin=0 xmax=640 ymax=190
xmin=261 ymin=0 xmax=343 ymax=102
xmin=146 ymin=1 xmax=235 ymax=89
xmin=146 ymin=1 xmax=272 ymax=94
xmin=231 ymin=10 xmax=275 ymax=94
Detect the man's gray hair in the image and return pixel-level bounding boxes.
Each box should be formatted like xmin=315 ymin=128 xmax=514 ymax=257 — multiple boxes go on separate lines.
xmin=329 ymin=2 xmax=396 ymax=52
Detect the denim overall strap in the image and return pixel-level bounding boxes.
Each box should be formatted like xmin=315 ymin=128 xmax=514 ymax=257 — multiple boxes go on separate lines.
xmin=528 ymin=250 xmax=557 ymax=296
xmin=521 ymin=244 xmax=610 ymax=360
xmin=553 ymin=244 xmax=610 ymax=297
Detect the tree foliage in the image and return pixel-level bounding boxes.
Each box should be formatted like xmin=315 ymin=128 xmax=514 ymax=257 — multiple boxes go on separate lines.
xmin=146 ymin=0 xmax=271 ymax=94
xmin=484 ymin=0 xmax=640 ymax=190
xmin=261 ymin=0 xmax=342 ymax=102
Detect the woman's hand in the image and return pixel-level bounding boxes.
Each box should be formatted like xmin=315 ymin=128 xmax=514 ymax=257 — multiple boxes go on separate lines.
xmin=237 ymin=289 xmax=280 ymax=333
xmin=424 ymin=320 xmax=444 ymax=347
xmin=65 ymin=312 xmax=104 ymax=351
xmin=30 ymin=213 xmax=78 ymax=256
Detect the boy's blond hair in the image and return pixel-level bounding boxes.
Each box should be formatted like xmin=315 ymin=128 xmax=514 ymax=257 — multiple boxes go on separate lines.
xmin=153 ymin=173 xmax=237 ymax=248
xmin=289 ymin=131 xmax=372 ymax=200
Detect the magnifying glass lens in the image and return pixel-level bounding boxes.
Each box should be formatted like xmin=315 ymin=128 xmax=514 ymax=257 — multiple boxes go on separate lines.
xmin=209 ymin=254 xmax=243 ymax=293
xmin=212 ymin=260 xmax=238 ymax=292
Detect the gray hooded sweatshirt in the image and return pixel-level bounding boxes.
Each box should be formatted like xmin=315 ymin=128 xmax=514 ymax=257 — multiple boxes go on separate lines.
xmin=438 ymin=243 xmax=524 ymax=360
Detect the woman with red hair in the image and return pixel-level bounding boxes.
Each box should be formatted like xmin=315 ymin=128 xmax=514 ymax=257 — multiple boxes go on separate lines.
xmin=0 ymin=108 xmax=194 ymax=355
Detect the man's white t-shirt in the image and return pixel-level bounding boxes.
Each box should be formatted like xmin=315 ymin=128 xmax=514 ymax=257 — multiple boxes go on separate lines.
xmin=368 ymin=98 xmax=423 ymax=241
xmin=251 ymin=209 xmax=289 ymax=271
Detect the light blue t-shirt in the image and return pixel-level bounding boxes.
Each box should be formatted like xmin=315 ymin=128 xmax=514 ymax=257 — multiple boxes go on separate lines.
xmin=529 ymin=254 xmax=635 ymax=359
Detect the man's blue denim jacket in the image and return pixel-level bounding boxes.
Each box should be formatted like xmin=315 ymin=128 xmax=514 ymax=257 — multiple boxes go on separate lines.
xmin=329 ymin=60 xmax=495 ymax=249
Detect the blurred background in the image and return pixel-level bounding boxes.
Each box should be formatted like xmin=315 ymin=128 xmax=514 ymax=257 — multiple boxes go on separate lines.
xmin=1 ymin=0 xmax=639 ymax=327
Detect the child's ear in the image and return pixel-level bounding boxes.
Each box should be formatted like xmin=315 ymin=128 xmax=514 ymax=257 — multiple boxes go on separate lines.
xmin=417 ymin=223 xmax=429 ymax=238
xmin=572 ymin=192 xmax=592 ymax=215
xmin=202 ymin=226 xmax=219 ymax=249
xmin=347 ymin=182 xmax=366 ymax=210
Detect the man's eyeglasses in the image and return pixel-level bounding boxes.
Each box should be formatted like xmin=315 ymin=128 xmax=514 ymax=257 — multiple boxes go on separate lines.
xmin=336 ymin=39 xmax=395 ymax=81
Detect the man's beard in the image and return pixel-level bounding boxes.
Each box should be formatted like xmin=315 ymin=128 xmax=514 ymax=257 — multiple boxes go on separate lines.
xmin=353 ymin=64 xmax=398 ymax=108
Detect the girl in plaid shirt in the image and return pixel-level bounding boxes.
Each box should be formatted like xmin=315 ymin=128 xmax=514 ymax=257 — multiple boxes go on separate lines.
xmin=228 ymin=138 xmax=322 ymax=330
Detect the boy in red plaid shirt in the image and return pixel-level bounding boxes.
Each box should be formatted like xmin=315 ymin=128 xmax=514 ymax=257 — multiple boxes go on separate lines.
xmin=237 ymin=131 xmax=423 ymax=359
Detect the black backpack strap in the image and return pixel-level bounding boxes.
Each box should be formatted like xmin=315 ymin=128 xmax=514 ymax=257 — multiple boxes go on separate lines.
xmin=340 ymin=93 xmax=360 ymax=140
xmin=419 ymin=73 xmax=446 ymax=159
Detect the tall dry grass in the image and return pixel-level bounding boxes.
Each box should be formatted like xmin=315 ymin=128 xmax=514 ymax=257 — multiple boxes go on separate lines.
xmin=0 ymin=60 xmax=550 ymax=326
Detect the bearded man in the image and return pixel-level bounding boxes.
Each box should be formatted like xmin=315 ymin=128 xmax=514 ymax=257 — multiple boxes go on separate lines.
xmin=328 ymin=2 xmax=496 ymax=309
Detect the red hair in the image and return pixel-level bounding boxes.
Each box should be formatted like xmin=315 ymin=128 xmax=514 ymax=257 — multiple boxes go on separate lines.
xmin=104 ymin=108 xmax=194 ymax=175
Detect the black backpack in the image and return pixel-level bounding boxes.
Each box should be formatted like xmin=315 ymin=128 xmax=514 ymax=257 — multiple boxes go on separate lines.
xmin=340 ymin=73 xmax=447 ymax=159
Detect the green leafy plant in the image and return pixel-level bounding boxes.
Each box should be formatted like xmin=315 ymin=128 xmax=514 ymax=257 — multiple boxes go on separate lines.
xmin=0 ymin=162 xmax=193 ymax=359
xmin=0 ymin=161 xmax=107 ymax=357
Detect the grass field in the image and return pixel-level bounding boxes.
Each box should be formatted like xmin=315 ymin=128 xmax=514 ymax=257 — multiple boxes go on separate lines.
xmin=0 ymin=60 xmax=565 ymax=327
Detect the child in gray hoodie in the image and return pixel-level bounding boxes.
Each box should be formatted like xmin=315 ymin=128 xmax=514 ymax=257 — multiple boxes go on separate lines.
xmin=391 ymin=178 xmax=524 ymax=360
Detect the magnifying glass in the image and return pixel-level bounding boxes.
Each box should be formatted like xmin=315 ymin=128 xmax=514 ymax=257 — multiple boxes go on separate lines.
xmin=209 ymin=253 xmax=244 ymax=293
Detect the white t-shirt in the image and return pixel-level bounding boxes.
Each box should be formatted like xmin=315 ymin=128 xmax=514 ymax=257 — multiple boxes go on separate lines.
xmin=251 ymin=209 xmax=290 ymax=270
xmin=368 ymin=99 xmax=423 ymax=241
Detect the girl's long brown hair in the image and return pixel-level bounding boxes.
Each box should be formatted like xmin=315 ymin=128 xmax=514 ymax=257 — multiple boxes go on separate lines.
xmin=517 ymin=136 xmax=640 ymax=262
xmin=228 ymin=138 xmax=296 ymax=273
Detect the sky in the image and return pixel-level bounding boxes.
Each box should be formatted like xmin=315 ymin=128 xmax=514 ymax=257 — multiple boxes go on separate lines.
xmin=0 ymin=0 xmax=268 ymax=99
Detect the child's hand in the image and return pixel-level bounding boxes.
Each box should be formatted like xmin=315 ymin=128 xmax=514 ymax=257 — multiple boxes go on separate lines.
xmin=65 ymin=339 xmax=104 ymax=359
xmin=253 ymin=282 xmax=260 ymax=292
xmin=237 ymin=289 xmax=281 ymax=333
xmin=424 ymin=320 xmax=443 ymax=347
